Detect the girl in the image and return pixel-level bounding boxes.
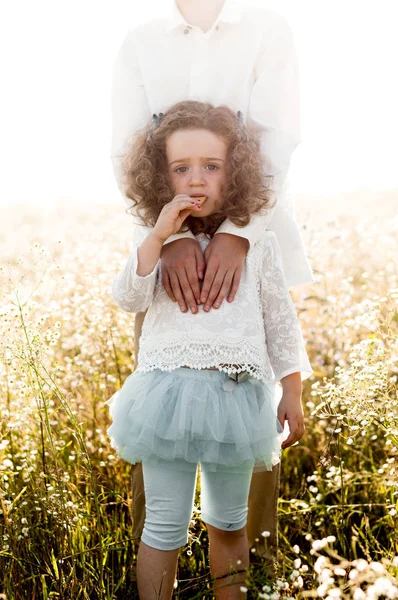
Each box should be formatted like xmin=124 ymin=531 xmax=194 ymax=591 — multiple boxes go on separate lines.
xmin=106 ymin=101 xmax=312 ymax=600
xmin=111 ymin=0 xmax=314 ymax=560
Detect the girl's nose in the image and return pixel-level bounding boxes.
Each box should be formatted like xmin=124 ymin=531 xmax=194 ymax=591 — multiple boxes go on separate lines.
xmin=189 ymin=167 xmax=205 ymax=186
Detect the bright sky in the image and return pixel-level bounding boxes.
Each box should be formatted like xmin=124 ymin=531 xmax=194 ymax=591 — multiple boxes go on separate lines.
xmin=0 ymin=0 xmax=397 ymax=211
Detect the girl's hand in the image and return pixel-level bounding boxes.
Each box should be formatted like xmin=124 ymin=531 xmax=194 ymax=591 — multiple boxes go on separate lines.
xmin=277 ymin=391 xmax=305 ymax=450
xmin=154 ymin=194 xmax=202 ymax=243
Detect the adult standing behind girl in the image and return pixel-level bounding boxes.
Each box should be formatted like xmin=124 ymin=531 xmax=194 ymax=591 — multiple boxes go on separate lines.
xmin=107 ymin=100 xmax=312 ymax=599
xmin=110 ymin=0 xmax=314 ymax=558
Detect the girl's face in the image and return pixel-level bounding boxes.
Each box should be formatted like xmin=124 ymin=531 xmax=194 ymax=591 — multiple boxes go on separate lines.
xmin=166 ymin=128 xmax=227 ymax=217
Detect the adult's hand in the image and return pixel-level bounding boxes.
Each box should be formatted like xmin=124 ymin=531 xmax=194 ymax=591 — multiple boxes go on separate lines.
xmin=160 ymin=238 xmax=205 ymax=313
xmin=200 ymin=233 xmax=249 ymax=311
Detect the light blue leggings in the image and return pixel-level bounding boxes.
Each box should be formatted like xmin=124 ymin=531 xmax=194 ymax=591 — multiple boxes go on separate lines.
xmin=141 ymin=460 xmax=254 ymax=551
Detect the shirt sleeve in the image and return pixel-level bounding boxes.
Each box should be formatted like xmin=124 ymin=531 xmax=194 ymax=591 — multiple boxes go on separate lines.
xmin=111 ymin=30 xmax=151 ymax=208
xmin=215 ymin=212 xmax=273 ymax=247
xmin=128 ymin=217 xmax=197 ymax=246
xmin=163 ymin=229 xmax=196 ymax=245
xmin=250 ymin=13 xmax=301 ymax=204
xmin=111 ymin=224 xmax=160 ymax=313
xmin=214 ymin=15 xmax=300 ymax=247
xmin=260 ymin=233 xmax=312 ymax=382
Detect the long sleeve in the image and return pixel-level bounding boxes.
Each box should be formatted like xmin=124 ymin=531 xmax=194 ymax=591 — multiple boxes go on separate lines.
xmin=215 ymin=15 xmax=301 ymax=247
xmin=250 ymin=14 xmax=301 ymax=198
xmin=110 ymin=31 xmax=197 ymax=245
xmin=111 ymin=31 xmax=151 ymax=207
xmin=112 ymin=224 xmax=160 ymax=313
xmin=215 ymin=212 xmax=271 ymax=248
xmin=260 ymin=233 xmax=312 ymax=382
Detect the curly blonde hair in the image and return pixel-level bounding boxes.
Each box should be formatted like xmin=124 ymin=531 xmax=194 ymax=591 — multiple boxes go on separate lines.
xmin=122 ymin=100 xmax=274 ymax=237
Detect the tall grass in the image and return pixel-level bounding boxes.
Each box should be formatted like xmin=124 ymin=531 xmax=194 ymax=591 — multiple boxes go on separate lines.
xmin=0 ymin=199 xmax=397 ymax=598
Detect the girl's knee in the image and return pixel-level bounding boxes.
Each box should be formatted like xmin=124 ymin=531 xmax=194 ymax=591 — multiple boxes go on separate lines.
xmin=202 ymin=501 xmax=248 ymax=533
xmin=143 ymin=497 xmax=193 ymax=550
xmin=206 ymin=522 xmax=247 ymax=539
xmin=142 ymin=518 xmax=190 ymax=551
xmin=141 ymin=461 xmax=197 ymax=551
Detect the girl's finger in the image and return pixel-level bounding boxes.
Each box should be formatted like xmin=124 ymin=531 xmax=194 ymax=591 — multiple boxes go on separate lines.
xmin=168 ymin=197 xmax=203 ymax=210
xmin=281 ymin=433 xmax=296 ymax=449
xmin=163 ymin=202 xmax=199 ymax=220
xmin=281 ymin=425 xmax=300 ymax=449
xmin=172 ymin=194 xmax=192 ymax=202
xmin=168 ymin=196 xmax=197 ymax=206
xmin=178 ymin=208 xmax=194 ymax=223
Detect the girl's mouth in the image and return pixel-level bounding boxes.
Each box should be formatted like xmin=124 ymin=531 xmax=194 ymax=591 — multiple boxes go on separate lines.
xmin=190 ymin=195 xmax=207 ymax=202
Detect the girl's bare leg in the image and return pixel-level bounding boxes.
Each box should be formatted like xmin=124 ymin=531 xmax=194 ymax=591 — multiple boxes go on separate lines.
xmin=246 ymin=465 xmax=280 ymax=559
xmin=207 ymin=524 xmax=249 ymax=600
xmin=137 ymin=541 xmax=179 ymax=600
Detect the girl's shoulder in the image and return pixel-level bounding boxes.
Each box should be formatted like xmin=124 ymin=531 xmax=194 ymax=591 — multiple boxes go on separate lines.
xmin=247 ymin=230 xmax=282 ymax=270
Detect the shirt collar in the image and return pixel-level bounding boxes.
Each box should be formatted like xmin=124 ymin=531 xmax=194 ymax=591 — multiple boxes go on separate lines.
xmin=166 ymin=0 xmax=243 ymax=34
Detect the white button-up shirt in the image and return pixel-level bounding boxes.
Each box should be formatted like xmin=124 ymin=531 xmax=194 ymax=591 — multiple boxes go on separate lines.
xmin=111 ymin=0 xmax=314 ymax=288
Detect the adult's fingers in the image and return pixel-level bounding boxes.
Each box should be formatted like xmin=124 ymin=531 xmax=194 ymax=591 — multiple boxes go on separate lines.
xmin=168 ymin=269 xmax=188 ymax=313
xmin=194 ymin=244 xmax=206 ymax=282
xmin=160 ymin=238 xmax=204 ymax=309
xmin=162 ymin=268 xmax=176 ymax=303
xmin=205 ymin=268 xmax=229 ymax=309
xmin=175 ymin=267 xmax=199 ymax=314
xmin=227 ymin=267 xmax=243 ymax=303
xmin=186 ymin=267 xmax=202 ymax=307
xmin=200 ymin=263 xmax=218 ymax=307
xmin=211 ymin=269 xmax=235 ymax=309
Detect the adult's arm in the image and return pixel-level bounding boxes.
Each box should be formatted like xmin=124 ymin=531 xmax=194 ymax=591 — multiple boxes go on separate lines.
xmin=198 ymin=15 xmax=302 ymax=308
xmin=111 ymin=30 xmax=152 ymax=204
xmin=111 ymin=30 xmax=199 ymax=250
xmin=214 ymin=13 xmax=301 ymax=248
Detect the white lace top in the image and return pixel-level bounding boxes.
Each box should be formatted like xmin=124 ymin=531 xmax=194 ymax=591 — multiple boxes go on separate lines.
xmin=112 ymin=226 xmax=312 ymax=383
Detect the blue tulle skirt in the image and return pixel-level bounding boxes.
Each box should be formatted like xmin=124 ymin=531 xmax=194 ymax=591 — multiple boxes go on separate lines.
xmin=105 ymin=367 xmax=284 ymax=472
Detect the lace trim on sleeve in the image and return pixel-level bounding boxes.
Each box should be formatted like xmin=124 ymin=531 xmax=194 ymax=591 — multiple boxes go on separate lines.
xmin=111 ymin=227 xmax=159 ymax=313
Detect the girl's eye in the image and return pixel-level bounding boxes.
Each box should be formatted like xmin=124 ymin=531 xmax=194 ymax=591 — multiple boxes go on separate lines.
xmin=175 ymin=166 xmax=188 ymax=173
xmin=206 ymin=164 xmax=218 ymax=171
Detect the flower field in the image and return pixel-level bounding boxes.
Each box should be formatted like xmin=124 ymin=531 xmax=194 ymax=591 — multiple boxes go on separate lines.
xmin=0 ymin=191 xmax=397 ymax=599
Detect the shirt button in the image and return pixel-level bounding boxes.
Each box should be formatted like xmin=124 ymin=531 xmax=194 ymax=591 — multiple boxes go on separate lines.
xmin=184 ymin=27 xmax=191 ymax=34
xmin=216 ymin=25 xmax=220 ymax=30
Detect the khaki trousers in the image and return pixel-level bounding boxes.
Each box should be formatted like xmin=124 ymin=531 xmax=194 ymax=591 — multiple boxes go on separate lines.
xmin=131 ymin=312 xmax=280 ymax=560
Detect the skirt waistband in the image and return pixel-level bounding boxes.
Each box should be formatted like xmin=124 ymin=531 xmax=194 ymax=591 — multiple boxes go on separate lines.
xmin=137 ymin=367 xmax=249 ymax=383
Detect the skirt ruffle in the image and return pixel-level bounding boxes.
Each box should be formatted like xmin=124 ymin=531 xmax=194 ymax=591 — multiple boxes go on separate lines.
xmin=105 ymin=367 xmax=284 ymax=472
